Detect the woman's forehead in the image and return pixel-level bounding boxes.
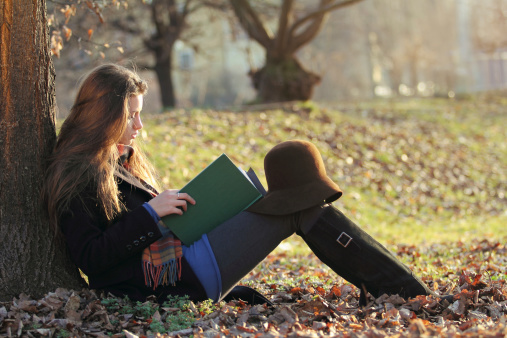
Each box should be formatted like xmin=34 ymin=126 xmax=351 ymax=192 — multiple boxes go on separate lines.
xmin=128 ymin=95 xmax=143 ymax=111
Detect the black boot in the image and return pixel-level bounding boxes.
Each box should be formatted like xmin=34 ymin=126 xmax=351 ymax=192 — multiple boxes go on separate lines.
xmin=300 ymin=205 xmax=433 ymax=305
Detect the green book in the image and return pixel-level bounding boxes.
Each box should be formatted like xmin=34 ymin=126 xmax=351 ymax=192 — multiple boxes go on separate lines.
xmin=162 ymin=154 xmax=263 ymax=245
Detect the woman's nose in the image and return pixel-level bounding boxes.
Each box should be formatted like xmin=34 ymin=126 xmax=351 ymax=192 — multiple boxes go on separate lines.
xmin=133 ymin=116 xmax=143 ymax=130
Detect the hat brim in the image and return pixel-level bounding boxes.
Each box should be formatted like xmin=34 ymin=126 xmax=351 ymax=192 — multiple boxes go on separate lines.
xmin=247 ymin=176 xmax=342 ymax=216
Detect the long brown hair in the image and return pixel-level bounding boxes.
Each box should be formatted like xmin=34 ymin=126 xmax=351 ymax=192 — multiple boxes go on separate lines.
xmin=44 ymin=64 xmax=157 ymax=231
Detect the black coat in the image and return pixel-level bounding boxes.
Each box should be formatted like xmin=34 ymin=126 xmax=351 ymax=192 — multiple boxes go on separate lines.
xmin=60 ymin=168 xmax=207 ymax=302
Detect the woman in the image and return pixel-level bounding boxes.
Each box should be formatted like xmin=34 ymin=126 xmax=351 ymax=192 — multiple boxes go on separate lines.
xmin=44 ymin=63 xmax=436 ymax=305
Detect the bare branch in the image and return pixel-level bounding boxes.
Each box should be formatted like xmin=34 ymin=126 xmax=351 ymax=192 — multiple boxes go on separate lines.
xmin=167 ymin=0 xmax=184 ymax=32
xmin=274 ymin=0 xmax=294 ymax=58
xmin=109 ymin=18 xmax=144 ymax=35
xmin=146 ymin=0 xmax=185 ymax=62
xmin=290 ymin=0 xmax=363 ymax=36
xmin=150 ymin=0 xmax=166 ymax=37
xmin=229 ymin=0 xmax=273 ymax=48
xmin=182 ymin=0 xmax=194 ymax=16
xmin=289 ymin=0 xmax=363 ymax=52
xmin=289 ymin=16 xmax=328 ymax=53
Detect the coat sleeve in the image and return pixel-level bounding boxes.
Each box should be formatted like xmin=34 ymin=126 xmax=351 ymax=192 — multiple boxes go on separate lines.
xmin=60 ymin=196 xmax=163 ymax=276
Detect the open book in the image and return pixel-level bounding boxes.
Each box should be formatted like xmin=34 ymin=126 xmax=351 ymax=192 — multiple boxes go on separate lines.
xmin=162 ymin=154 xmax=264 ymax=245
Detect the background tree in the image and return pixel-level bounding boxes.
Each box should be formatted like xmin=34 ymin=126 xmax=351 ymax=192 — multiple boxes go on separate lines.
xmin=138 ymin=0 xmax=195 ymax=108
xmin=48 ymin=0 xmax=222 ymax=110
xmin=229 ymin=0 xmax=363 ymax=103
xmin=0 ymin=0 xmax=83 ymax=300
xmin=117 ymin=0 xmax=227 ymax=108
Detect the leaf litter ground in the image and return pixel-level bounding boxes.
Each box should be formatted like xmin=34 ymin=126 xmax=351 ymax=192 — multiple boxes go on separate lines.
xmin=2 ymin=97 xmax=506 ymax=337
xmin=1 ymin=240 xmax=506 ymax=337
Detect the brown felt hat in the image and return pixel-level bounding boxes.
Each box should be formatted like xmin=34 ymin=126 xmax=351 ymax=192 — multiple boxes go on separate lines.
xmin=247 ymin=140 xmax=342 ymax=215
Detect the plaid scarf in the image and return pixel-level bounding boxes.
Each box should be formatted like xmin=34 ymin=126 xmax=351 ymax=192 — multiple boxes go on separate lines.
xmin=118 ymin=144 xmax=182 ymax=288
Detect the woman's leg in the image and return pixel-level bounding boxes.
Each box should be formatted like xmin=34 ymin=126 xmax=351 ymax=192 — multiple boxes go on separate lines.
xmin=206 ymin=206 xmax=324 ymax=298
xmin=208 ymin=204 xmax=433 ymax=304
xmin=298 ymin=205 xmax=433 ymax=304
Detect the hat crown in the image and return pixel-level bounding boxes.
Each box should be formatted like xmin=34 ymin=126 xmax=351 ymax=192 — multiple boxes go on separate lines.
xmin=264 ymin=140 xmax=327 ymax=191
xmin=248 ymin=139 xmax=342 ymax=215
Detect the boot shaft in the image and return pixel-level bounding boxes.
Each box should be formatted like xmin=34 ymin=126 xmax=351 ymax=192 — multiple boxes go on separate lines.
xmin=301 ymin=206 xmax=432 ymax=302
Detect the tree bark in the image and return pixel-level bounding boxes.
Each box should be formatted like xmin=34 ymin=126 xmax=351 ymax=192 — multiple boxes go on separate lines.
xmin=0 ymin=0 xmax=83 ymax=301
xmin=144 ymin=0 xmax=191 ymax=109
xmin=154 ymin=51 xmax=177 ymax=108
xmin=230 ymin=0 xmax=273 ymax=49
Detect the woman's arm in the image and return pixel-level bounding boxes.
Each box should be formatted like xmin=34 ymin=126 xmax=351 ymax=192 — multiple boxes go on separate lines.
xmin=60 ymin=195 xmax=163 ymax=276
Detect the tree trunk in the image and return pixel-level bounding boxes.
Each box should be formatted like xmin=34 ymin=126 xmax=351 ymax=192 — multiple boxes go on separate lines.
xmin=154 ymin=51 xmax=176 ymax=108
xmin=250 ymin=56 xmax=321 ymax=103
xmin=0 ymin=0 xmax=84 ymax=301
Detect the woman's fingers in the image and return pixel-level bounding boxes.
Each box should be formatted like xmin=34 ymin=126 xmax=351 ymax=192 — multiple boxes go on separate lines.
xmin=173 ymin=198 xmax=189 ymax=212
xmin=147 ymin=190 xmax=196 ymax=217
xmin=175 ymin=192 xmax=196 ymax=206
xmin=171 ymin=203 xmax=184 ymax=215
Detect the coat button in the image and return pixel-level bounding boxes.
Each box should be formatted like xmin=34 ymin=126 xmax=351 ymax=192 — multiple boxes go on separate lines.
xmin=140 ymin=236 xmax=146 ymax=242
xmin=126 ymin=244 xmax=133 ymax=251
xmin=147 ymin=232 xmax=154 ymax=238
xmin=133 ymin=240 xmax=140 ymax=246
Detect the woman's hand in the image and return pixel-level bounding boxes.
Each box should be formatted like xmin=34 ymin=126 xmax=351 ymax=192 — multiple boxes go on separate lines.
xmin=148 ymin=189 xmax=196 ymax=217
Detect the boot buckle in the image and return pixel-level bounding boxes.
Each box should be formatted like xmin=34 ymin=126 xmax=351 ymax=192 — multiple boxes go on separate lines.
xmin=337 ymin=232 xmax=352 ymax=247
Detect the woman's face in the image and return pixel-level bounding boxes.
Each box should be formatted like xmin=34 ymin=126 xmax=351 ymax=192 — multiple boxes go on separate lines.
xmin=119 ymin=95 xmax=143 ymax=145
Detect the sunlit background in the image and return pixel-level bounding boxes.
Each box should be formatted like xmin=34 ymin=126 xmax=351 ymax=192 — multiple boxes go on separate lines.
xmin=49 ymin=0 xmax=507 ymax=116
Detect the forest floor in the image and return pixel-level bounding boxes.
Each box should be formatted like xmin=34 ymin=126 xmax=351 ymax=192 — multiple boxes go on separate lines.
xmin=1 ymin=95 xmax=506 ymax=337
